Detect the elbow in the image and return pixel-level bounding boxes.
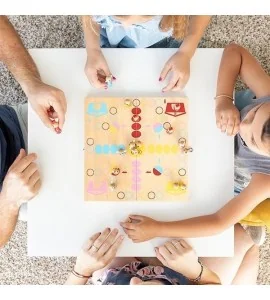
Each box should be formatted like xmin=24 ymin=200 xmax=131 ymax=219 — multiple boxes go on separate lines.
xmin=224 ymin=43 xmax=244 ymax=54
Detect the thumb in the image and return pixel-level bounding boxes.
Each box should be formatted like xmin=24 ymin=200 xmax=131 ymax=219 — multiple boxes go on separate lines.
xmin=9 ymin=149 xmax=26 ymax=170
xmin=37 ymin=108 xmax=54 ymax=131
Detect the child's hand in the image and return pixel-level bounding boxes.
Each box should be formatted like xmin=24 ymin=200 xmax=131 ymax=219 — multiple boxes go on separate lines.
xmin=160 ymin=51 xmax=191 ymax=92
xmin=120 ymin=215 xmax=159 ymax=243
xmin=74 ymin=228 xmax=124 ymax=277
xmin=215 ymin=97 xmax=240 ymax=136
xmin=85 ymin=49 xmax=115 ymax=89
xmin=155 ymin=239 xmax=202 ymax=280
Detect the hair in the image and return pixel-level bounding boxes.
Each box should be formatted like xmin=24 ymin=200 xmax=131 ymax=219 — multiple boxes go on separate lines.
xmin=262 ymin=117 xmax=270 ymax=144
xmin=159 ymin=16 xmax=190 ymax=40
xmin=82 ymin=16 xmax=190 ymax=40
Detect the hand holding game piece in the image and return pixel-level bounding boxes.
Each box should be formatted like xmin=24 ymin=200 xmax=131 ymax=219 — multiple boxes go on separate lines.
xmin=159 ymin=51 xmax=191 ymax=92
xmin=74 ymin=228 xmax=124 ymax=277
xmin=85 ymin=49 xmax=116 ymax=89
xmin=215 ymin=96 xmax=241 ymax=136
xmin=27 ymin=80 xmax=67 ymax=134
xmin=120 ymin=215 xmax=159 ymax=243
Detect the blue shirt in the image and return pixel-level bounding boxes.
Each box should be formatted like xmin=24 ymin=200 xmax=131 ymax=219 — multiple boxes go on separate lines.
xmin=92 ymin=15 xmax=173 ymax=48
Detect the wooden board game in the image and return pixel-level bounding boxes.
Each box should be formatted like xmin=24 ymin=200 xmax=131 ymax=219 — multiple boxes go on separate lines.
xmin=84 ymin=97 xmax=192 ymax=201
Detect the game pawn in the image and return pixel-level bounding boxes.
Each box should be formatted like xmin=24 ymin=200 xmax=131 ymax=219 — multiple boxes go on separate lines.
xmin=117 ymin=147 xmax=127 ymax=155
xmin=109 ymin=181 xmax=117 ymax=191
xmin=111 ymin=167 xmax=120 ymax=176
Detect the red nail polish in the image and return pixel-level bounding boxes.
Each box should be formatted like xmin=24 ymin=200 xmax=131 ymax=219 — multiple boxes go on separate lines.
xmin=159 ymin=77 xmax=162 ymax=81
xmin=112 ymin=76 xmax=116 ymax=80
xmin=55 ymin=127 xmax=62 ymax=134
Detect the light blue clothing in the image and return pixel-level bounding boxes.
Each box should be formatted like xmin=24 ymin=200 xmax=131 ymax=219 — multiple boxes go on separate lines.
xmin=92 ymin=15 xmax=173 ymax=48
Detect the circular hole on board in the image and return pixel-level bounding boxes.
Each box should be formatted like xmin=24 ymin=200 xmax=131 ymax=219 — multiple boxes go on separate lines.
xmin=163 ymin=122 xmax=171 ymax=130
xmin=109 ymin=107 xmax=117 ymax=115
xmin=148 ymin=191 xmax=156 ymax=200
xmin=163 ymin=168 xmax=171 ymax=176
xmin=102 ymin=122 xmax=110 ymax=130
xmin=133 ymin=99 xmax=141 ymax=107
xmin=178 ymin=168 xmax=187 ymax=176
xmin=117 ymin=192 xmax=125 ymax=200
xmin=87 ymin=169 xmax=94 ymax=176
xmin=87 ymin=138 xmax=94 ymax=146
xmin=155 ymin=107 xmax=163 ymax=114
xmin=178 ymin=137 xmax=187 ymax=147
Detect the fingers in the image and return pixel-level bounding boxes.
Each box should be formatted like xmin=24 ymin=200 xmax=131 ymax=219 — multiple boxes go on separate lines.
xmin=120 ymin=222 xmax=135 ymax=230
xmin=9 ymin=149 xmax=26 ymax=170
xmin=129 ymin=215 xmax=144 ymax=222
xmin=162 ymin=74 xmax=179 ymax=93
xmin=28 ymin=170 xmax=41 ymax=187
xmin=232 ymin=120 xmax=240 ymax=136
xmin=92 ymin=227 xmax=111 ymax=250
xmin=178 ymin=239 xmax=191 ymax=249
xmin=22 ymin=162 xmax=38 ymax=179
xmin=37 ymin=108 xmax=55 ymax=131
xmin=171 ymin=79 xmax=186 ymax=92
xmin=217 ymin=115 xmax=240 ymax=136
xmin=159 ymin=63 xmax=171 ymax=82
xmin=157 ymin=245 xmax=171 ymax=260
xmin=103 ymin=234 xmax=124 ymax=260
xmin=12 ymin=153 xmax=37 ymax=173
xmin=155 ymin=247 xmax=167 ymax=265
xmin=33 ymin=179 xmax=42 ymax=194
xmin=51 ymin=99 xmax=66 ymax=130
xmin=164 ymin=241 xmax=177 ymax=254
xmin=98 ymin=228 xmax=119 ymax=255
xmin=220 ymin=116 xmax=229 ymax=133
xmin=86 ymin=69 xmax=107 ymax=89
xmin=83 ymin=232 xmax=101 ymax=250
xmin=171 ymin=239 xmax=190 ymax=250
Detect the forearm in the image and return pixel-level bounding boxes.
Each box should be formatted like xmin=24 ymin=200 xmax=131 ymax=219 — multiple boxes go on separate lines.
xmin=157 ymin=214 xmax=225 ymax=238
xmin=216 ymin=44 xmax=243 ymax=97
xmin=0 ymin=195 xmax=20 ymax=248
xmin=0 ymin=16 xmax=41 ymax=95
xmin=198 ymin=265 xmax=221 ymax=285
xmin=81 ymin=16 xmax=101 ymax=52
xmin=178 ymin=16 xmax=211 ymax=58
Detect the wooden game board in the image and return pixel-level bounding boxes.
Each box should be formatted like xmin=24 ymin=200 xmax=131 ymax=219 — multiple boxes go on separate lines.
xmin=84 ymin=97 xmax=191 ymax=201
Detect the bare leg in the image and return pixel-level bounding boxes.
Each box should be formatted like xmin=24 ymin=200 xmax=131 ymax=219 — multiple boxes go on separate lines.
xmin=200 ymin=224 xmax=258 ymax=285
xmin=231 ymin=245 xmax=259 ymax=285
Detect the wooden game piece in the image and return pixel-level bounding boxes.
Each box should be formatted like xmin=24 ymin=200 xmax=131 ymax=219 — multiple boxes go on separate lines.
xmin=111 ymin=167 xmax=120 ymax=176
xmin=166 ymin=126 xmax=174 ymax=134
xmin=173 ymin=182 xmax=180 ymax=190
xmin=136 ymin=140 xmax=142 ymax=146
xmin=129 ymin=141 xmax=137 ymax=150
xmin=125 ymin=99 xmax=132 ymax=106
xmin=180 ymin=183 xmax=187 ymax=191
xmin=131 ymin=148 xmax=139 ymax=156
xmin=178 ymin=137 xmax=186 ymax=148
xmin=117 ymin=147 xmax=127 ymax=155
xmin=105 ymin=75 xmax=113 ymax=87
xmin=109 ymin=181 xmax=117 ymax=191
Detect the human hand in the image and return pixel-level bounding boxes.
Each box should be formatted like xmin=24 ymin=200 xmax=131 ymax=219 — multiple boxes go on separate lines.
xmin=155 ymin=239 xmax=201 ymax=280
xmin=215 ymin=97 xmax=240 ymax=136
xmin=74 ymin=228 xmax=124 ymax=277
xmin=120 ymin=215 xmax=159 ymax=243
xmin=0 ymin=149 xmax=41 ymax=207
xmin=160 ymin=51 xmax=191 ymax=92
xmin=27 ymin=80 xmax=67 ymax=134
xmin=85 ymin=49 xmax=116 ymax=89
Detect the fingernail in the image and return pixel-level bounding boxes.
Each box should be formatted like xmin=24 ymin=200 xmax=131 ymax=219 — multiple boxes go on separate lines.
xmin=55 ymin=127 xmax=62 ymax=134
xmin=162 ymin=90 xmax=165 ymax=93
xmin=159 ymin=77 xmax=162 ymax=81
xmin=112 ymin=76 xmax=116 ymax=80
xmin=154 ymin=247 xmax=158 ymax=251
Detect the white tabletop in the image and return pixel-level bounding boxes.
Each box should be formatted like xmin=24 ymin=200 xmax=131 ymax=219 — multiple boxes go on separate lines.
xmin=28 ymin=48 xmax=234 ymax=257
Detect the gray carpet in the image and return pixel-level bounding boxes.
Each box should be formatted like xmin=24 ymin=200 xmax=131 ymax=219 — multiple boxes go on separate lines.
xmin=0 ymin=15 xmax=269 ymax=285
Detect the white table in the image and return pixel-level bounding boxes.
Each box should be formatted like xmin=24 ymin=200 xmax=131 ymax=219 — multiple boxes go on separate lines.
xmin=28 ymin=49 xmax=234 ymax=257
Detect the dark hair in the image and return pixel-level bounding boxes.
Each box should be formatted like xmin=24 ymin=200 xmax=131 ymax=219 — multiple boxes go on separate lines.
xmin=262 ymin=117 xmax=270 ymax=144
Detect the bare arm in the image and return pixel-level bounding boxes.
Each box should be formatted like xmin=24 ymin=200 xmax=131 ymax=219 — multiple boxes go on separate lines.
xmin=158 ymin=174 xmax=270 ymax=238
xmin=216 ymin=43 xmax=270 ymax=99
xmin=178 ymin=16 xmax=211 ymax=58
xmin=0 ymin=16 xmax=41 ymax=95
xmin=81 ymin=16 xmax=101 ymax=52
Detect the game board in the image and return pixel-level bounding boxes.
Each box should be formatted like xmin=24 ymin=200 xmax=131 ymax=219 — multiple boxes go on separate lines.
xmin=84 ymin=97 xmax=192 ymax=201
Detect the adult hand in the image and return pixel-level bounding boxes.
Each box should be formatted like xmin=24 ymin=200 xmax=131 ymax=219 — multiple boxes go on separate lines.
xmin=160 ymin=51 xmax=191 ymax=92
xmin=85 ymin=49 xmax=116 ymax=89
xmin=215 ymin=97 xmax=240 ymax=136
xmin=120 ymin=215 xmax=159 ymax=243
xmin=74 ymin=228 xmax=124 ymax=277
xmin=1 ymin=149 xmax=41 ymax=207
xmin=155 ymin=239 xmax=201 ymax=280
xmin=27 ymin=80 xmax=67 ymax=134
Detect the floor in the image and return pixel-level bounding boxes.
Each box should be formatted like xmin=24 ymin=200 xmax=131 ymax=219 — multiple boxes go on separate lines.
xmin=0 ymin=15 xmax=269 ymax=285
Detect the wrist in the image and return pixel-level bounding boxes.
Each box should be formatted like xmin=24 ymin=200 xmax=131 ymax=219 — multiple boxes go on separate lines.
xmin=74 ymin=264 xmax=94 ymax=278
xmin=176 ymin=49 xmax=193 ymax=60
xmin=183 ymin=261 xmax=202 ymax=281
xmin=0 ymin=193 xmax=21 ymax=213
xmin=21 ymin=77 xmax=43 ymax=98
xmin=86 ymin=45 xmax=101 ymax=54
